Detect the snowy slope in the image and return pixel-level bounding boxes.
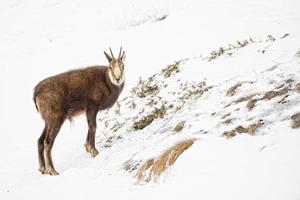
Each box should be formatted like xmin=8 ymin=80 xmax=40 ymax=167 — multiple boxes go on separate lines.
xmin=1 ymin=0 xmax=300 ymax=200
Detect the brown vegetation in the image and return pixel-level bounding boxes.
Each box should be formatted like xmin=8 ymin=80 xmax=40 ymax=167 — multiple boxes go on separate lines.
xmin=223 ymin=118 xmax=233 ymax=124
xmin=296 ymin=83 xmax=300 ymax=93
xmin=246 ymin=99 xmax=257 ymax=110
xmin=291 ymin=113 xmax=300 ymax=128
xmin=234 ymin=94 xmax=256 ymax=104
xmin=227 ymin=83 xmax=242 ymax=96
xmin=133 ymin=77 xmax=159 ymax=98
xmin=261 ymin=86 xmax=290 ymax=100
xmin=180 ymin=81 xmax=211 ymax=100
xmin=173 ymin=121 xmax=186 ymax=132
xmin=162 ymin=60 xmax=182 ymax=78
xmin=221 ymin=113 xmax=231 ymax=119
xmin=244 ymin=85 xmax=290 ymax=110
xmin=136 ymin=139 xmax=195 ymax=183
xmin=132 ymin=103 xmax=167 ymax=130
xmin=223 ymin=120 xmax=264 ymax=138
xmin=295 ymin=49 xmax=300 ymax=58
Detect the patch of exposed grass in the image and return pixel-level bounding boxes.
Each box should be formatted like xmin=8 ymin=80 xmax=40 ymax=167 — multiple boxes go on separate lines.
xmin=291 ymin=113 xmax=300 ymax=128
xmin=266 ymin=34 xmax=276 ymax=42
xmin=206 ymin=35 xmax=280 ymax=62
xmin=280 ymin=33 xmax=289 ymax=39
xmin=132 ymin=103 xmax=167 ymax=130
xmin=225 ymin=94 xmax=256 ymax=108
xmin=221 ymin=113 xmax=231 ymax=119
xmin=101 ymin=135 xmax=123 ymax=148
xmin=180 ymin=81 xmax=211 ymax=100
xmin=162 ymin=60 xmax=182 ymax=78
xmin=132 ymin=76 xmax=159 ymax=98
xmin=136 ymin=139 xmax=195 ymax=183
xmin=155 ymin=15 xmax=168 ymax=22
xmin=131 ymin=60 xmax=184 ymax=99
xmin=223 ymin=120 xmax=264 ymax=138
xmin=227 ymin=83 xmax=242 ymax=96
xmin=223 ymin=118 xmax=233 ymax=124
xmin=123 ymin=159 xmax=142 ymax=173
xmin=296 ymin=83 xmax=300 ymax=93
xmin=230 ymin=85 xmax=291 ymax=111
xmin=246 ymin=99 xmax=257 ymax=110
xmin=207 ymin=39 xmax=252 ymax=61
xmin=261 ymin=86 xmax=290 ymax=100
xmin=234 ymin=94 xmax=256 ymax=104
xmin=173 ymin=121 xmax=186 ymax=132
xmin=295 ymin=49 xmax=300 ymax=58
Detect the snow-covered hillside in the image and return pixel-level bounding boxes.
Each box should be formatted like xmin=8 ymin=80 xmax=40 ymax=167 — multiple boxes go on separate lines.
xmin=1 ymin=0 xmax=300 ymax=200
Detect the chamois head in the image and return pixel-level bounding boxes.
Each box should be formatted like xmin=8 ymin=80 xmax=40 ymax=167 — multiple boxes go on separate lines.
xmin=104 ymin=47 xmax=125 ymax=86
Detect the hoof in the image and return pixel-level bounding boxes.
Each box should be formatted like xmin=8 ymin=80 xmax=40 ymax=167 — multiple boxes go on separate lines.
xmin=85 ymin=143 xmax=99 ymax=157
xmin=44 ymin=168 xmax=59 ymax=176
xmin=90 ymin=148 xmax=99 ymax=157
xmin=84 ymin=143 xmax=92 ymax=153
xmin=39 ymin=166 xmax=46 ymax=174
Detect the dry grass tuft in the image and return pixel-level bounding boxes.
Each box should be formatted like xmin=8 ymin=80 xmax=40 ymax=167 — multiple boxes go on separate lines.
xmin=227 ymin=83 xmax=242 ymax=96
xmin=221 ymin=113 xmax=231 ymax=119
xmin=291 ymin=113 xmax=300 ymax=128
xmin=136 ymin=139 xmax=195 ymax=183
xmin=295 ymin=49 xmax=300 ymax=58
xmin=233 ymin=94 xmax=256 ymax=105
xmin=248 ymin=121 xmax=264 ymax=134
xmin=246 ymin=99 xmax=257 ymax=110
xmin=246 ymin=86 xmax=290 ymax=111
xmin=261 ymin=86 xmax=290 ymax=100
xmin=132 ymin=103 xmax=167 ymax=130
xmin=224 ymin=94 xmax=256 ymax=108
xmin=280 ymin=33 xmax=289 ymax=39
xmin=135 ymin=159 xmax=154 ymax=182
xmin=295 ymin=83 xmax=300 ymax=93
xmin=223 ymin=130 xmax=238 ymax=138
xmin=161 ymin=60 xmax=182 ymax=78
xmin=179 ymin=81 xmax=210 ymax=100
xmin=227 ymin=85 xmax=291 ymax=110
xmin=223 ymin=118 xmax=233 ymax=124
xmin=223 ymin=120 xmax=264 ymax=138
xmin=173 ymin=121 xmax=186 ymax=132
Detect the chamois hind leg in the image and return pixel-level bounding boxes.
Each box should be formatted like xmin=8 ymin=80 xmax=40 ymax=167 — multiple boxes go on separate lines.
xmin=84 ymin=104 xmax=99 ymax=157
xmin=44 ymin=119 xmax=63 ymax=175
xmin=38 ymin=124 xmax=47 ymax=174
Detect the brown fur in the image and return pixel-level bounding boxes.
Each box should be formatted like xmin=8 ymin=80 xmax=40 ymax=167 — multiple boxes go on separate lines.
xmin=34 ymin=66 xmax=124 ymax=120
xmin=33 ymin=49 xmax=125 ymax=175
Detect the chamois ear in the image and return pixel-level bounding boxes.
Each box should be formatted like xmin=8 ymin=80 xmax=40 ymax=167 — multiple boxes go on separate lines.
xmin=121 ymin=51 xmax=126 ymax=62
xmin=104 ymin=51 xmax=112 ymax=63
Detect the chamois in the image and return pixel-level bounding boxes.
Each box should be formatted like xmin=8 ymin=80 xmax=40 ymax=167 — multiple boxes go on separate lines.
xmin=33 ymin=48 xmax=125 ymax=175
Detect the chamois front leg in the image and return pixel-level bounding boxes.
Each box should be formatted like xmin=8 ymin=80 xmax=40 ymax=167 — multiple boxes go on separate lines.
xmin=85 ymin=104 xmax=99 ymax=157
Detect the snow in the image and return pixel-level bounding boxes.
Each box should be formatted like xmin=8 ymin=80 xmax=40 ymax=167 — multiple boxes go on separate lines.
xmin=1 ymin=0 xmax=300 ymax=199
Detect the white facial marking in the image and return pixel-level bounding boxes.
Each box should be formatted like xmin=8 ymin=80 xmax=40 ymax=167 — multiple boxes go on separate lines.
xmin=108 ymin=64 xmax=124 ymax=86
xmin=113 ymin=63 xmax=122 ymax=78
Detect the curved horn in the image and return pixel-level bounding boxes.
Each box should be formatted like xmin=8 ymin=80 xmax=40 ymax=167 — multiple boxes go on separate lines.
xmin=118 ymin=46 xmax=123 ymax=59
xmin=109 ymin=48 xmax=115 ymax=60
